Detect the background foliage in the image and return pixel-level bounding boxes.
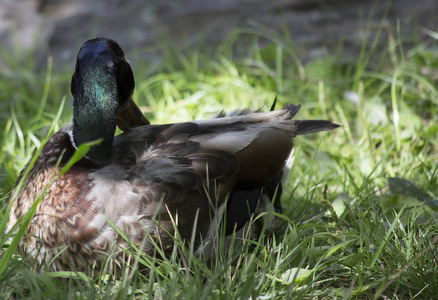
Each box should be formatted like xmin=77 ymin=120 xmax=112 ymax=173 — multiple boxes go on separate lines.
xmin=0 ymin=22 xmax=437 ymax=299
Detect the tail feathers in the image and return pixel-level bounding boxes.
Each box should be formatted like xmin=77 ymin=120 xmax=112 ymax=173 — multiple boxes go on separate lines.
xmin=270 ymin=96 xmax=278 ymax=111
xmin=295 ymin=120 xmax=340 ymax=135
xmin=282 ymin=104 xmax=301 ymax=120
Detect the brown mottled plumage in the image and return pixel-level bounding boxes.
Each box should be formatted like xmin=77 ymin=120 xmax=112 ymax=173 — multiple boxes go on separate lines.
xmin=7 ymin=38 xmax=339 ymax=272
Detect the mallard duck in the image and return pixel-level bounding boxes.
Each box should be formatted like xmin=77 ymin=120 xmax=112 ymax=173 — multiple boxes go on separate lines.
xmin=7 ymin=38 xmax=339 ymax=272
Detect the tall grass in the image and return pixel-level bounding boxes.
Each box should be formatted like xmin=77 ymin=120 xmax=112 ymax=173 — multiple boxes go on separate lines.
xmin=1 ymin=21 xmax=437 ymax=298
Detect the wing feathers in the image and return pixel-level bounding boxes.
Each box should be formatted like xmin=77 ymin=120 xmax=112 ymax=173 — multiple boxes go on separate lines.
xmin=121 ymin=108 xmax=339 ymax=188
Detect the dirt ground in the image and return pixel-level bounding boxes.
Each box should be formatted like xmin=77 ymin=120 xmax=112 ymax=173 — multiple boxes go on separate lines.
xmin=1 ymin=0 xmax=437 ymax=70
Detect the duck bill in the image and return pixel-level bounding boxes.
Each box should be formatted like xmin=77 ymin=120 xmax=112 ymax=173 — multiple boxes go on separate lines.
xmin=117 ymin=97 xmax=150 ymax=131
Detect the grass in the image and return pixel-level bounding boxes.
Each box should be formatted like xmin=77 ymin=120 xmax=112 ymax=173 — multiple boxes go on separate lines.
xmin=1 ymin=20 xmax=438 ymax=299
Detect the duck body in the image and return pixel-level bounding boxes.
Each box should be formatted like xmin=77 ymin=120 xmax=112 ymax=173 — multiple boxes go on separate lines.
xmin=7 ymin=38 xmax=339 ymax=272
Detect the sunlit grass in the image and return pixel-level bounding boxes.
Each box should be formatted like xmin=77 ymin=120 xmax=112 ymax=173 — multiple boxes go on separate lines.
xmin=1 ymin=21 xmax=438 ymax=298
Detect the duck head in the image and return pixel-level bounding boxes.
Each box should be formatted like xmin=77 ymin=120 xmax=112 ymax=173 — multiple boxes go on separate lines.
xmin=70 ymin=37 xmax=148 ymax=166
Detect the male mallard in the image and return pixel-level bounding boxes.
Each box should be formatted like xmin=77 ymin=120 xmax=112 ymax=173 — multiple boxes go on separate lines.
xmin=7 ymin=38 xmax=339 ymax=272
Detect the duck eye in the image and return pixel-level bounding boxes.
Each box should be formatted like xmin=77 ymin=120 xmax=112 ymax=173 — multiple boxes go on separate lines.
xmin=113 ymin=46 xmax=124 ymax=58
xmin=107 ymin=40 xmax=125 ymax=58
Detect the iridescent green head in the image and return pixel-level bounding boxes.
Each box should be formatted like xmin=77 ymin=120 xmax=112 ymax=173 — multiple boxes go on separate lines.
xmin=71 ymin=38 xmax=135 ymax=166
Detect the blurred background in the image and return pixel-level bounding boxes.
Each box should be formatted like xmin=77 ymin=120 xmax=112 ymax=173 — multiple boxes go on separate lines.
xmin=1 ymin=0 xmax=437 ymax=71
xmin=1 ymin=2 xmax=438 ymax=297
